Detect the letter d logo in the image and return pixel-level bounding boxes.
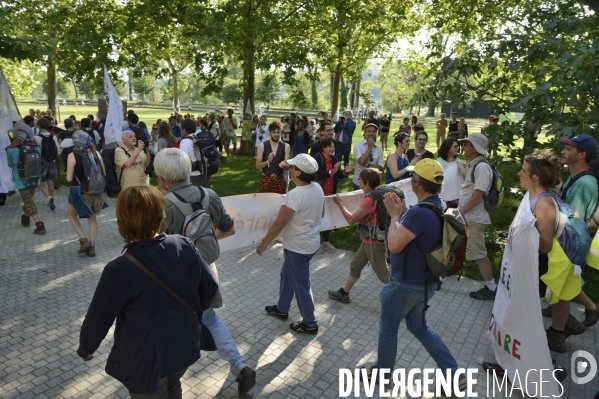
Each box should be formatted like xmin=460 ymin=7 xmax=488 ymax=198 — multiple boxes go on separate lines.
xmin=571 ymin=350 xmax=597 ymax=384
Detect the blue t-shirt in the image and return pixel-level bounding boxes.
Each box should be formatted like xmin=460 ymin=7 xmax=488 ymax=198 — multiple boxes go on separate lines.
xmin=171 ymin=125 xmax=182 ymax=138
xmin=390 ymin=196 xmax=445 ymax=285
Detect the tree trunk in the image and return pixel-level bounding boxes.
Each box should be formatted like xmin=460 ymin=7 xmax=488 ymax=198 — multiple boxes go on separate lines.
xmin=355 ymin=79 xmax=360 ymax=109
xmin=172 ymin=70 xmax=179 ymax=112
xmin=426 ymin=97 xmax=436 ymax=117
xmin=340 ymin=75 xmax=348 ymax=110
xmin=128 ymin=73 xmax=133 ymax=100
xmin=330 ymin=67 xmax=342 ymax=121
xmin=47 ymin=56 xmax=57 ymax=115
xmin=239 ymin=41 xmax=255 ymax=156
xmin=72 ymin=80 xmax=78 ymax=99
xmin=310 ymin=79 xmax=318 ymax=110
xmin=349 ymin=82 xmax=355 ymax=109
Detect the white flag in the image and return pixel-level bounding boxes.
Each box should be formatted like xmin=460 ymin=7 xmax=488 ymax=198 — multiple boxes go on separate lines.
xmin=333 ymin=108 xmax=340 ymax=122
xmin=0 ymin=67 xmax=21 ymax=136
xmin=103 ymin=65 xmax=123 ymax=145
xmin=55 ymin=95 xmax=59 ymax=110
xmin=245 ymin=99 xmax=252 ymax=117
xmin=176 ymin=98 xmax=181 ymax=113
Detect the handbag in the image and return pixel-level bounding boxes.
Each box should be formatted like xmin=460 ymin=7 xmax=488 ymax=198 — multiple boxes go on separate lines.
xmin=123 ymin=251 xmax=217 ymax=351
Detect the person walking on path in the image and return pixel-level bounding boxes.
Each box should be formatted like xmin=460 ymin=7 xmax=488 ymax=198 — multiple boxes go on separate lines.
xmin=66 ymin=131 xmax=108 ymax=257
xmin=6 ymin=123 xmax=46 ymax=234
xmin=258 ymin=154 xmax=324 ymax=335
xmin=328 ymin=168 xmax=389 ymax=303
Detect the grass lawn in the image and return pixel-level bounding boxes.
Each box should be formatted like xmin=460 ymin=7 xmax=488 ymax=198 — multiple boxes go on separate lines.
xmin=24 ymin=99 xmax=597 ymax=302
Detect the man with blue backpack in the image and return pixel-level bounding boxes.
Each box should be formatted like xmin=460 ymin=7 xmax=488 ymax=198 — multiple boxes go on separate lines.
xmin=6 ymin=123 xmax=46 ymax=234
xmin=551 ymin=135 xmax=599 ymax=330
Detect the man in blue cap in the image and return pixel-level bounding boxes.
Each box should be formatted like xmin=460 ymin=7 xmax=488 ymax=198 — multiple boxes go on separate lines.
xmin=542 ymin=134 xmax=599 ymax=353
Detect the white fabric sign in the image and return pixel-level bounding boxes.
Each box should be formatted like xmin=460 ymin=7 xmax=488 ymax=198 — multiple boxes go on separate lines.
xmin=103 ymin=65 xmax=123 ymax=145
xmin=0 ymin=67 xmax=19 ymax=193
xmin=488 ymin=192 xmax=560 ymax=397
xmin=440 ymin=162 xmax=462 ymax=202
xmin=219 ymin=178 xmax=417 ymax=252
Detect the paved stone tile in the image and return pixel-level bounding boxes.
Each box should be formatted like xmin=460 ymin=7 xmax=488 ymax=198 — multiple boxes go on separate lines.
xmin=1 ymin=189 xmax=597 ymax=398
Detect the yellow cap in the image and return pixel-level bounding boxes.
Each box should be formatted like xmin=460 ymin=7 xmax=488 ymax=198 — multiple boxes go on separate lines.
xmin=406 ymin=158 xmax=444 ymax=183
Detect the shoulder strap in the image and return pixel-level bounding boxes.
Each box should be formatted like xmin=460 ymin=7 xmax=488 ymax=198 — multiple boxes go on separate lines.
xmin=417 ymin=201 xmax=444 ymax=217
xmin=560 ymin=170 xmax=595 ymax=200
xmin=123 ymin=252 xmax=199 ymax=318
xmin=470 ymin=158 xmax=489 ymax=184
xmin=530 ymin=191 xmax=561 ymax=234
xmin=165 ymin=191 xmax=194 ymax=215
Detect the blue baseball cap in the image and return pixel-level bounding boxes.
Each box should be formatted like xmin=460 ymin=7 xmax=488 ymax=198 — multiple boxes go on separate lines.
xmin=560 ymin=134 xmax=598 ymax=156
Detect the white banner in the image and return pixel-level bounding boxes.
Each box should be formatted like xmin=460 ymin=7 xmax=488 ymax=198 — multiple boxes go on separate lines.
xmin=219 ymin=178 xmax=417 ymax=252
xmin=103 ymin=65 xmax=123 ymax=145
xmin=488 ymin=192 xmax=560 ymax=396
xmin=0 ymin=67 xmax=21 ymax=136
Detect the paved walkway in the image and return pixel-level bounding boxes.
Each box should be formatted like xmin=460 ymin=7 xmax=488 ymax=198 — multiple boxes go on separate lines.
xmin=0 ymin=188 xmax=597 ymax=399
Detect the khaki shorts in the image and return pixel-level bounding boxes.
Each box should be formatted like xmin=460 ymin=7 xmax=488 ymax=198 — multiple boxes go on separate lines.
xmin=349 ymin=241 xmax=390 ymax=284
xmin=466 ymin=221 xmax=488 ymax=261
xmin=225 ymin=135 xmax=237 ymax=145
xmin=19 ymin=185 xmax=38 ymax=216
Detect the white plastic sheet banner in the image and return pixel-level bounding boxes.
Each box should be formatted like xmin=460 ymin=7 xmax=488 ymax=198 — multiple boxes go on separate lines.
xmin=219 ymin=178 xmax=418 ymax=252
xmin=488 ymin=192 xmax=560 ymax=397
xmin=440 ymin=162 xmax=462 ymax=202
xmin=0 ymin=67 xmax=21 ymax=134
xmin=103 ymin=65 xmax=123 ymax=145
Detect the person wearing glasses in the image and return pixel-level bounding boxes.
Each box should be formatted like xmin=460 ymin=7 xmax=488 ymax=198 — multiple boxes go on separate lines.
xmin=353 ymin=123 xmax=384 ymax=191
xmin=406 ymin=131 xmax=435 ymax=163
xmin=309 ymin=122 xmax=335 ymax=156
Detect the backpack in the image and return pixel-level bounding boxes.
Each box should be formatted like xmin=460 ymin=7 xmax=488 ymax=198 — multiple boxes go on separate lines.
xmin=17 ymin=143 xmax=42 ymax=181
xmin=164 ymin=187 xmax=220 ymax=264
xmin=40 ymin=134 xmax=58 ymax=162
xmin=75 ymin=152 xmax=106 ymax=195
xmin=414 ymin=202 xmax=468 ymax=277
xmin=361 ymin=184 xmax=405 ymax=263
xmin=101 ymin=145 xmax=122 ymax=198
xmin=559 ymin=169 xmax=599 ymax=234
xmin=471 ymin=159 xmax=504 ymax=212
xmin=531 ymin=191 xmax=592 ymax=267
xmin=187 ymin=131 xmax=220 ymax=176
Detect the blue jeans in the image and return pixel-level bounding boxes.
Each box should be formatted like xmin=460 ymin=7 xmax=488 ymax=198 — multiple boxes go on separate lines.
xmin=337 ymin=142 xmax=352 ymax=166
xmin=202 ymin=308 xmax=246 ymax=377
xmin=277 ymin=249 xmax=317 ymax=327
xmin=374 ymin=279 xmax=459 ymax=379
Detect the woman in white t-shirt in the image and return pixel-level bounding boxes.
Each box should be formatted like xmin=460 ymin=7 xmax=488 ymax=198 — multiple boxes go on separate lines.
xmin=256 ymin=154 xmax=324 ymax=335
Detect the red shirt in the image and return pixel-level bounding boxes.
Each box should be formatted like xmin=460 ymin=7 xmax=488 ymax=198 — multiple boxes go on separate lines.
xmin=322 ymin=153 xmax=335 ymax=196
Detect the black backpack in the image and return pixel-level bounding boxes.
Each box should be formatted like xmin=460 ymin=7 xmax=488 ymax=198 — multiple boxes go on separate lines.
xmin=17 ymin=143 xmax=42 ymax=181
xmin=188 ymin=131 xmax=220 ymax=176
xmin=101 ymin=146 xmax=122 ymax=198
xmin=40 ymin=134 xmax=58 ymax=162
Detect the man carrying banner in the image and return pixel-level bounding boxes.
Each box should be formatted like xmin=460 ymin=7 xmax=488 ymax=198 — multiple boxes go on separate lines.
xmin=458 ymin=134 xmax=497 ymax=300
xmin=361 ymin=159 xmax=464 ymax=388
xmin=156 ymin=148 xmax=256 ymax=397
xmin=256 ymin=122 xmax=290 ymax=194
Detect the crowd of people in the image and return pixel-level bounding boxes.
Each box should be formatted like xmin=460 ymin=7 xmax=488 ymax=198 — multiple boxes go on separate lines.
xmin=1 ymin=105 xmax=598 ymax=398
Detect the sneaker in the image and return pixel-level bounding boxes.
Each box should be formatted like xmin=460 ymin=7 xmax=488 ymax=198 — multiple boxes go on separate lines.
xmin=47 ymin=197 xmax=55 ymax=211
xmin=21 ymin=214 xmax=30 ymax=227
xmin=469 ymin=286 xmax=496 ymax=300
xmin=542 ymin=306 xmax=552 ymax=318
xmin=85 ymin=245 xmax=96 ymax=257
xmin=316 ymin=245 xmax=324 ymax=255
xmin=78 ymin=238 xmax=91 ymax=254
xmin=33 ymin=221 xmax=46 ymax=235
xmin=583 ymin=303 xmax=599 ymax=327
xmin=329 ymin=289 xmax=351 ymax=303
xmin=546 ymin=329 xmax=567 ymax=353
xmin=436 ymin=279 xmax=443 ymax=291
xmin=290 ymin=320 xmax=318 ymax=335
xmin=322 ymin=242 xmax=336 ymax=252
xmin=265 ymin=305 xmax=288 ymax=320
xmin=564 ymin=314 xmax=587 ymax=338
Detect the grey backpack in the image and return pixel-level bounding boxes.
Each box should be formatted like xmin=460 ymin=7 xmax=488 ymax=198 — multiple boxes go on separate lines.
xmin=17 ymin=143 xmax=42 ymax=181
xmin=75 ymin=152 xmax=106 ymax=195
xmin=165 ymin=187 xmax=220 ymax=264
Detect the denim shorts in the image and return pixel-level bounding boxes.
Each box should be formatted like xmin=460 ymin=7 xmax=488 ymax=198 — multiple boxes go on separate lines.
xmin=41 ymin=160 xmax=56 ymax=182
